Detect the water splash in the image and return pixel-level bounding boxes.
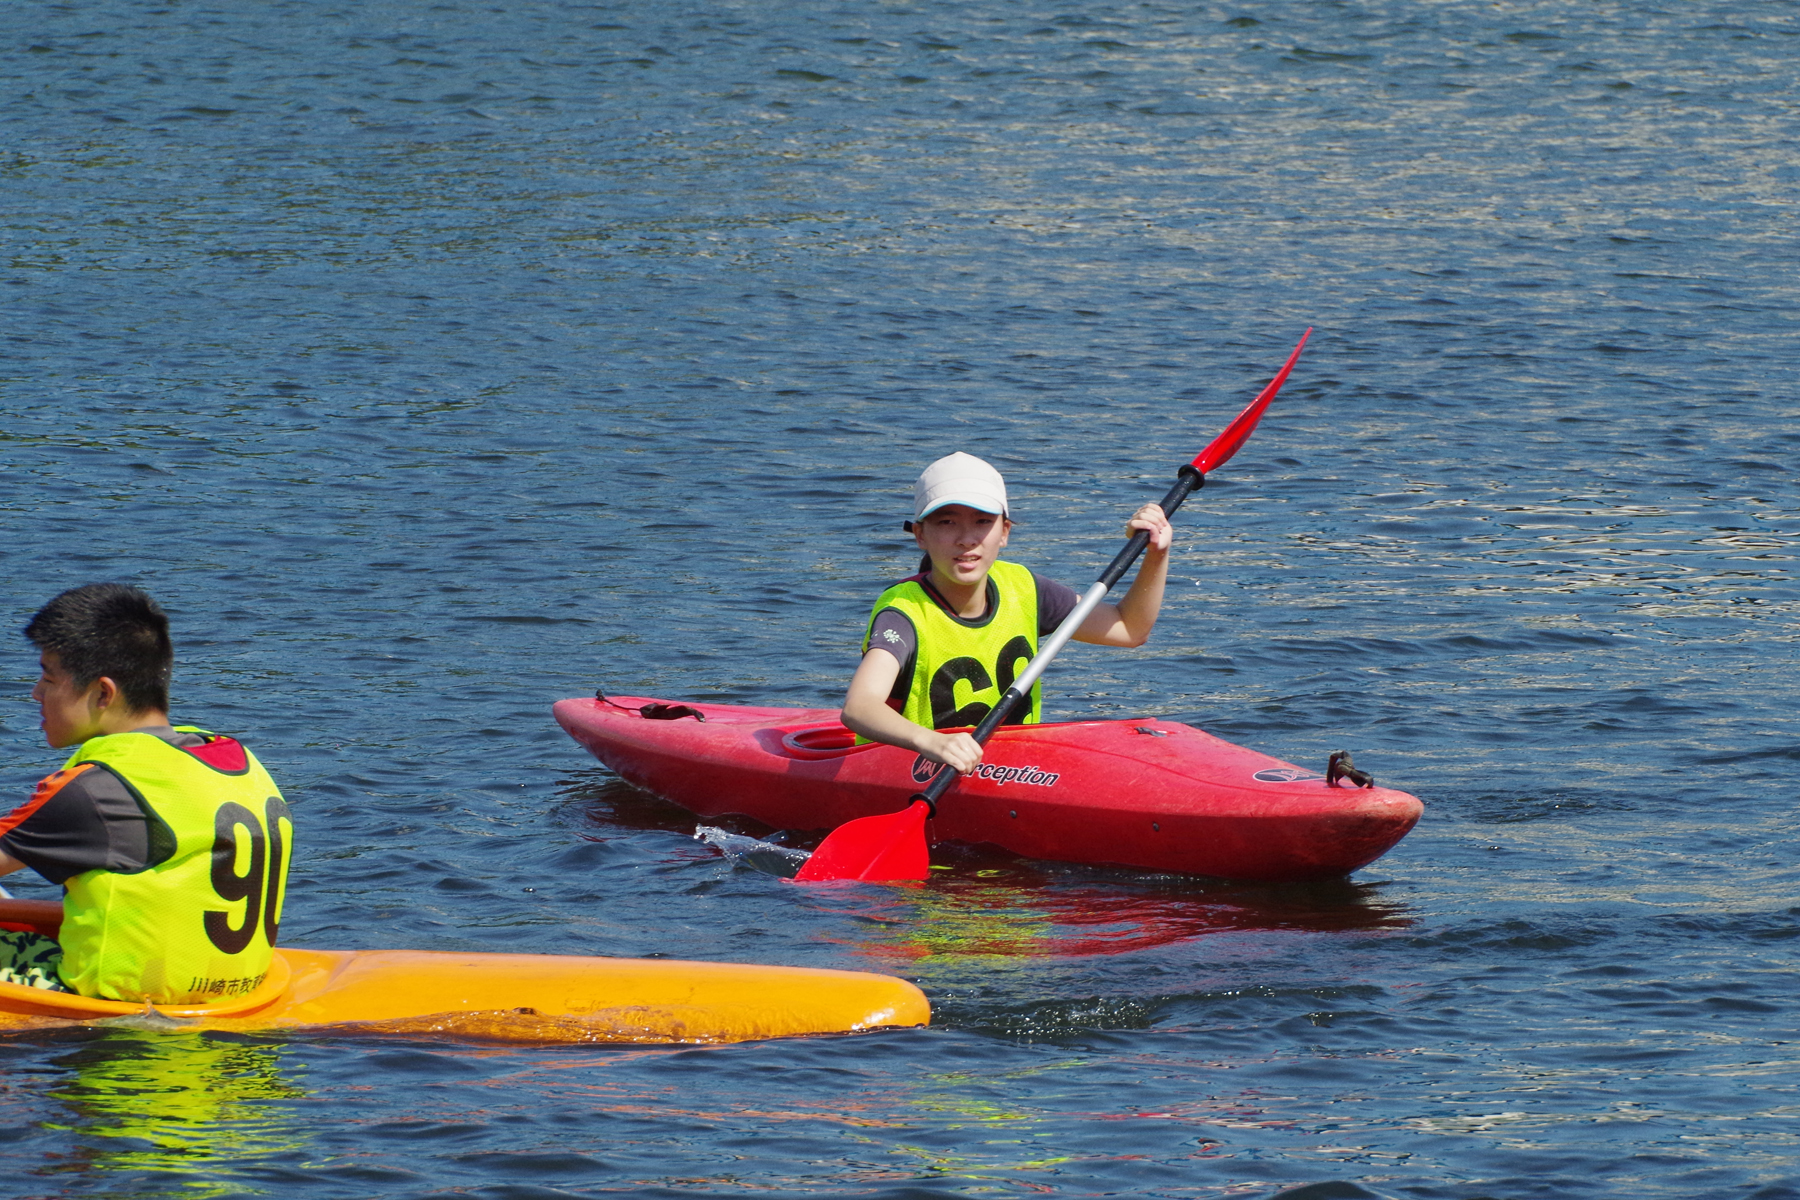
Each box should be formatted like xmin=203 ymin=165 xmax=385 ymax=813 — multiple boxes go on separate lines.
xmin=694 ymin=826 xmax=810 ymax=878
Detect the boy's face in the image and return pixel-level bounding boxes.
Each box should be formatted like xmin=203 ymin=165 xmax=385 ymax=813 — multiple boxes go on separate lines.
xmin=31 ymin=651 xmax=113 ymax=749
xmin=914 ymin=503 xmax=1011 ymax=588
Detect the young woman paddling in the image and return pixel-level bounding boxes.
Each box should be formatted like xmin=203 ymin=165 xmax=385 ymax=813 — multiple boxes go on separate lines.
xmin=842 ymin=452 xmax=1173 ymax=774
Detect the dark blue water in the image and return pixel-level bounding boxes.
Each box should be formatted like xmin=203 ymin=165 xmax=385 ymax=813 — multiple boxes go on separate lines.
xmin=3 ymin=1 xmax=1797 ymax=1196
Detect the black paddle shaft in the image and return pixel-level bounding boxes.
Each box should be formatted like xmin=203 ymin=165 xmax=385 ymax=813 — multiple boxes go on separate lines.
xmin=912 ymin=464 xmax=1205 ymax=811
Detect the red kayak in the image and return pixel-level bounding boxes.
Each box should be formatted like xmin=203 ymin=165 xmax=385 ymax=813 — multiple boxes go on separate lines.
xmin=554 ymin=696 xmax=1422 ymax=882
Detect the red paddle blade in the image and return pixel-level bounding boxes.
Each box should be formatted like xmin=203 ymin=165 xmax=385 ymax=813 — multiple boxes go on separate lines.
xmin=1190 ymin=328 xmax=1312 ymax=474
xmin=792 ymin=800 xmax=931 ymax=883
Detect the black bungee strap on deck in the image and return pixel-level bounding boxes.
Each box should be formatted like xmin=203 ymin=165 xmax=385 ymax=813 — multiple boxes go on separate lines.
xmin=595 ymin=688 xmax=706 ymax=722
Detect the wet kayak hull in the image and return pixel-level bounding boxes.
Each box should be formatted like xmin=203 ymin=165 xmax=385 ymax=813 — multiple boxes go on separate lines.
xmin=553 ymin=696 xmax=1422 ymax=882
xmin=0 ymin=904 xmax=928 ymax=1043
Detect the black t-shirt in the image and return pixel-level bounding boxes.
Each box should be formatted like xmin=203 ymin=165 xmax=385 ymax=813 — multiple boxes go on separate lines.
xmin=865 ymin=571 xmax=1080 ymax=703
xmin=0 ymin=727 xmax=203 ymax=886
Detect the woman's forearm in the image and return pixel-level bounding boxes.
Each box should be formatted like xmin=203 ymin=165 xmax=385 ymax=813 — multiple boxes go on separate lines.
xmin=842 ymin=686 xmax=984 ymax=773
xmin=842 ymin=693 xmax=935 ymax=753
xmin=1112 ymin=545 xmax=1170 ymax=646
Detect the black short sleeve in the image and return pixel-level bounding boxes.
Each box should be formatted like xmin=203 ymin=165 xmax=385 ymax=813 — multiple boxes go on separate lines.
xmin=867 ymin=607 xmax=917 ymax=661
xmin=0 ymin=764 xmax=165 ymax=886
xmin=1033 ymin=573 xmax=1081 ymax=635
xmin=0 ymin=728 xmax=201 ymax=887
xmin=865 ymin=607 xmax=918 ymax=703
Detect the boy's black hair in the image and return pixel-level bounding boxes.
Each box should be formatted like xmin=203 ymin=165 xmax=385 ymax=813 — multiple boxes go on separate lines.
xmin=25 ymin=583 xmax=172 ymax=713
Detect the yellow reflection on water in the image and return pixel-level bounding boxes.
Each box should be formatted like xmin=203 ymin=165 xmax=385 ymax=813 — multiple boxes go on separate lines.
xmin=37 ymin=1031 xmax=308 ymax=1197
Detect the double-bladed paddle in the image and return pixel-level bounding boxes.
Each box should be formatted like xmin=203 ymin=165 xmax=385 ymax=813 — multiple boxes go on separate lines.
xmin=793 ymin=328 xmax=1313 ymax=884
xmin=0 ymin=898 xmax=63 ymax=934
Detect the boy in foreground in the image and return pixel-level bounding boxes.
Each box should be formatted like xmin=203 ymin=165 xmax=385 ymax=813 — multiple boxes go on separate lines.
xmin=842 ymin=452 xmax=1172 ymax=773
xmin=0 ymin=583 xmax=293 ymax=1002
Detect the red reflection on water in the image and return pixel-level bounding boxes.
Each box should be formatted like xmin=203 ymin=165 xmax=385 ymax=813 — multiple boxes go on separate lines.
xmin=565 ymin=772 xmax=1413 ymax=961
xmin=812 ymin=859 xmax=1414 ymax=962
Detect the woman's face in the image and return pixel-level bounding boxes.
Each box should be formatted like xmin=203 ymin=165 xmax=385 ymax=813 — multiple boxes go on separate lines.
xmin=914 ymin=504 xmax=1011 ymax=589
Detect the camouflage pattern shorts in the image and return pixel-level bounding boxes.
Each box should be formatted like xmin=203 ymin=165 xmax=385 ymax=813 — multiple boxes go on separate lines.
xmin=0 ymin=930 xmax=68 ymax=992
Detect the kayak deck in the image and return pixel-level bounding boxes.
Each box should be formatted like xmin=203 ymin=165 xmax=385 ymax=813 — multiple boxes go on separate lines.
xmin=0 ymin=906 xmax=929 ymax=1043
xmin=555 ymin=695 xmax=1423 ymax=882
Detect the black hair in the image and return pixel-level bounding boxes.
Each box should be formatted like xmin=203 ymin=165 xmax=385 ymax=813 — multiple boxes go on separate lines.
xmin=24 ymin=583 xmax=172 ymax=713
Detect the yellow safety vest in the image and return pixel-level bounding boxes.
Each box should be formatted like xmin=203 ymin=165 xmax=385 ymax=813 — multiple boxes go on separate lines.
xmin=53 ymin=729 xmax=293 ymax=1004
xmin=862 ymin=558 xmax=1042 ymax=732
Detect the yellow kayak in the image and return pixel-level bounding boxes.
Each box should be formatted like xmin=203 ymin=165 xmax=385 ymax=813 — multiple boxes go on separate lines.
xmin=0 ymin=901 xmax=928 ymax=1043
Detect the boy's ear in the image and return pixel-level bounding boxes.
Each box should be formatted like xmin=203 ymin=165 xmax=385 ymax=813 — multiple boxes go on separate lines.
xmin=88 ymin=676 xmax=121 ymax=711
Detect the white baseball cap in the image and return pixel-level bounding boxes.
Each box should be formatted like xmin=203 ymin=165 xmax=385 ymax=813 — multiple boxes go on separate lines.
xmin=913 ymin=452 xmax=1009 ymax=521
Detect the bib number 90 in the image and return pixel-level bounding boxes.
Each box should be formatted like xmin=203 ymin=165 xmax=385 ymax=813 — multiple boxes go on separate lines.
xmin=204 ymin=797 xmax=292 ymax=955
